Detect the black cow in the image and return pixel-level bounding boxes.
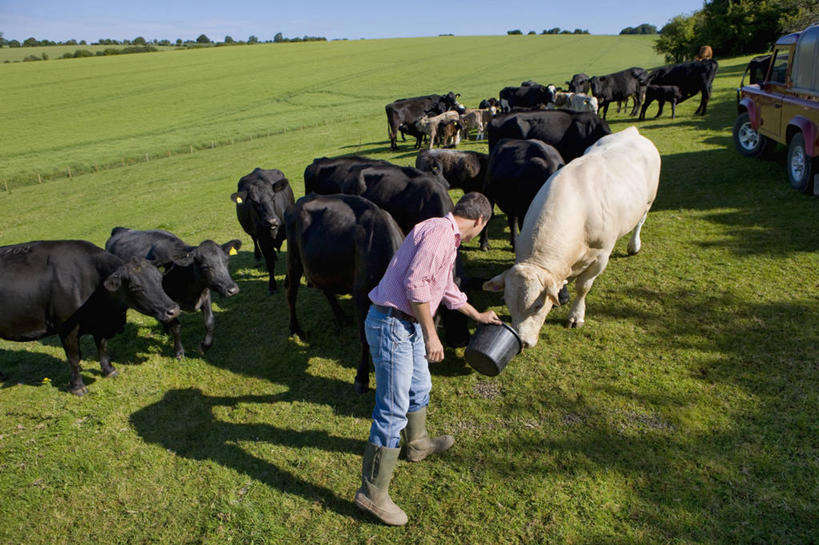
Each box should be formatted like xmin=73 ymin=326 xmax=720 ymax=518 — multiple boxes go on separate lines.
xmin=0 ymin=240 xmax=180 ymax=395
xmin=487 ymin=110 xmax=611 ymax=161
xmin=498 ymin=82 xmax=555 ymax=112
xmin=567 ymin=73 xmax=591 ymax=93
xmin=415 ymin=149 xmax=488 ymax=193
xmin=341 ymin=164 xmax=454 ymax=234
xmin=385 ymin=92 xmax=464 ymax=151
xmin=589 ymin=67 xmax=649 ymax=118
xmin=640 ymin=59 xmax=719 ymax=118
xmin=304 ymin=156 xmax=390 ymax=195
xmin=639 ymin=85 xmax=684 ymax=120
xmin=105 ymin=228 xmax=242 ymax=359
xmin=484 ymin=139 xmax=565 ymax=251
xmin=230 ymin=168 xmax=295 ymax=294
xmin=285 ymin=194 xmax=404 ymax=393
xmin=479 ymin=98 xmax=499 ymax=109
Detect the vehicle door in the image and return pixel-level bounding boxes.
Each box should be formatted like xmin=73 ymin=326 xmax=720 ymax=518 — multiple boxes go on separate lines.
xmin=757 ymin=47 xmax=791 ymax=140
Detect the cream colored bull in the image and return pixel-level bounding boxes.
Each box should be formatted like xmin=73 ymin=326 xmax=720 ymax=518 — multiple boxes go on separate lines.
xmin=483 ymin=126 xmax=661 ymax=348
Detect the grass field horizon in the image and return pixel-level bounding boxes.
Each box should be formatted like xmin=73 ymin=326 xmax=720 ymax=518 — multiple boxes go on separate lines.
xmin=1 ymin=35 xmax=817 ymax=544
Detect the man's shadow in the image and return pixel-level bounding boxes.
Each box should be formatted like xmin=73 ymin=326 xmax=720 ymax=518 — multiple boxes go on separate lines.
xmin=130 ymin=387 xmax=363 ymax=517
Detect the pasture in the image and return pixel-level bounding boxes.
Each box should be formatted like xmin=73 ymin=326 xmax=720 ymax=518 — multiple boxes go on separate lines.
xmin=1 ymin=34 xmax=817 ymax=544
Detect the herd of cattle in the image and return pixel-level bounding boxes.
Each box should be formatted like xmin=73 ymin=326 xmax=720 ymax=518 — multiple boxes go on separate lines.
xmin=0 ymin=57 xmax=711 ymax=395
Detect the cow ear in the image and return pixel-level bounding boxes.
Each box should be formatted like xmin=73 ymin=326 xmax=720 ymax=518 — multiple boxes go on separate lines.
xmin=483 ymin=270 xmax=507 ymax=292
xmin=545 ymin=282 xmax=562 ymax=307
xmin=231 ymin=191 xmax=247 ymax=204
xmin=222 ymin=239 xmax=242 ymax=256
xmin=103 ymin=270 xmax=123 ymax=292
xmin=271 ymin=179 xmax=290 ymax=193
xmin=171 ymin=251 xmax=194 ymax=267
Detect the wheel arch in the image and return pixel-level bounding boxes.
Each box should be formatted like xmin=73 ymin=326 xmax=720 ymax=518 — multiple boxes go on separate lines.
xmin=786 ymin=117 xmax=817 ymax=157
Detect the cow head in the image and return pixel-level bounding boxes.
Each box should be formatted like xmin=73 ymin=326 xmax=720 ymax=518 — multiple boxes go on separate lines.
xmin=567 ymin=73 xmax=590 ymax=94
xmin=104 ymin=257 xmax=181 ymax=323
xmin=415 ymin=151 xmax=450 ymax=189
xmin=190 ymin=240 xmax=242 ymax=297
xmin=443 ymin=91 xmax=466 ymax=114
xmin=483 ymin=263 xmax=563 ymax=348
xmin=232 ymin=174 xmax=292 ymax=243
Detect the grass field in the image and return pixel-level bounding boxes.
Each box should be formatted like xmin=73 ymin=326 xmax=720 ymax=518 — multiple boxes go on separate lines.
xmin=1 ymin=35 xmax=817 ymax=544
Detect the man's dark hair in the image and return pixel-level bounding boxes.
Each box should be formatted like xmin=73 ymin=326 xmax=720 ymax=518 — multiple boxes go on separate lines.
xmin=453 ymin=192 xmax=492 ymax=221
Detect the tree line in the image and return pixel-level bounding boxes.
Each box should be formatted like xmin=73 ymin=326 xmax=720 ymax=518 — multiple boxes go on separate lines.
xmin=507 ymin=28 xmax=591 ymax=35
xmin=654 ymin=0 xmax=818 ymax=63
xmin=0 ymin=32 xmax=328 ymax=49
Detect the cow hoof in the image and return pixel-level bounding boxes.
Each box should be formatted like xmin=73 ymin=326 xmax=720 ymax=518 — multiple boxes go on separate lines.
xmin=104 ymin=369 xmax=118 ymax=378
xmin=354 ymin=381 xmax=369 ymax=394
xmin=567 ymin=319 xmax=585 ymax=329
xmin=175 ymin=351 xmax=186 ymax=360
xmin=70 ymin=386 xmax=88 ymax=396
xmin=479 ymin=244 xmax=491 ymax=252
xmin=200 ymin=342 xmax=212 ymax=353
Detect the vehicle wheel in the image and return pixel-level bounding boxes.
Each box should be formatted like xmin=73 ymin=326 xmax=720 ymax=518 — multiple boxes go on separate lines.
xmin=733 ymin=112 xmax=770 ymax=157
xmin=787 ymin=133 xmax=816 ymax=194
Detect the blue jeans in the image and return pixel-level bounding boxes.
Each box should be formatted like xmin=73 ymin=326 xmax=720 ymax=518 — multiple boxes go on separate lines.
xmin=365 ymin=305 xmax=431 ymax=448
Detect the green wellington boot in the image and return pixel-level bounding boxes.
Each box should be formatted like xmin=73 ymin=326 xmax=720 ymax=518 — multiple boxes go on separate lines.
xmin=400 ymin=407 xmax=455 ymax=462
xmin=354 ymin=442 xmax=408 ymax=526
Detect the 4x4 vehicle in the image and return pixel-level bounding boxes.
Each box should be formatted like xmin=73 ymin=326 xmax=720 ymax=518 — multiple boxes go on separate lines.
xmin=734 ymin=24 xmax=819 ymax=194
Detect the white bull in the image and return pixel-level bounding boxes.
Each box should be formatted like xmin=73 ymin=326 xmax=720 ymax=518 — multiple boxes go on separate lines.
xmin=483 ymin=126 xmax=661 ymax=347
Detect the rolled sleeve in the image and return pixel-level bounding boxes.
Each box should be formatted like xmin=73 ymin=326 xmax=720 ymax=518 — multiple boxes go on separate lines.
xmin=442 ymin=274 xmax=467 ymax=310
xmin=403 ymin=231 xmax=444 ymax=303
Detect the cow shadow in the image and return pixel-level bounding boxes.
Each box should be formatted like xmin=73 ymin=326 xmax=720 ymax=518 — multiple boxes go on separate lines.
xmin=0 ymin=347 xmax=84 ymax=392
xmin=129 ymin=387 xmax=363 ymax=519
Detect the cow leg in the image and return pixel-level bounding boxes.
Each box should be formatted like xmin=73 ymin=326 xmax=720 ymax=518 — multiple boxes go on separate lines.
xmin=262 ymin=246 xmax=278 ymax=294
xmin=60 ymin=326 xmax=87 ymax=396
xmin=94 ymin=335 xmax=117 ymax=378
xmin=285 ymin=257 xmax=306 ymax=339
xmin=654 ymin=100 xmax=665 ymax=119
xmin=627 ymin=211 xmax=648 ymax=255
xmin=671 ymin=101 xmax=676 ymax=120
xmin=507 ymin=215 xmax=518 ymax=251
xmin=353 ymin=292 xmax=371 ymax=394
xmin=601 ymin=102 xmax=609 ymax=119
xmin=323 ymin=290 xmax=350 ymax=332
xmin=164 ymin=318 xmax=185 ymax=359
xmin=567 ymin=255 xmax=610 ymax=329
xmin=639 ymin=99 xmax=651 ymax=121
xmin=629 ymin=94 xmax=641 ymax=117
xmin=199 ymin=290 xmax=215 ymax=353
xmin=252 ymin=236 xmax=262 ymax=261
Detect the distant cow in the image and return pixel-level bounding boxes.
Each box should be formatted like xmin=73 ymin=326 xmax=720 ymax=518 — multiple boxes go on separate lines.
xmin=552 ymin=91 xmax=598 ymax=114
xmin=589 ymin=67 xmax=649 ymax=118
xmin=230 ymin=168 xmax=295 ymax=294
xmin=385 ymin=92 xmax=465 ymax=151
xmin=487 ymin=110 xmax=612 ymax=161
xmin=0 ymin=240 xmax=180 ymax=395
xmin=639 ymin=85 xmax=684 ymax=120
xmin=459 ymin=108 xmax=493 ymax=140
xmin=415 ymin=149 xmax=488 ymax=193
xmin=640 ymin=59 xmax=718 ymax=118
xmin=304 ymin=156 xmax=390 ymax=195
xmin=567 ymin=73 xmax=591 ymax=94
xmin=484 ymin=139 xmax=565 ymax=251
xmin=695 ymin=45 xmax=713 ymax=60
xmin=285 ymin=194 xmax=404 ymax=393
xmin=484 ymin=127 xmax=660 ymax=348
xmin=105 ymin=228 xmax=242 ymax=359
xmin=499 ymin=82 xmax=556 ymax=112
xmin=479 ymin=98 xmax=499 ymax=110
xmin=414 ymin=111 xmax=461 ymax=149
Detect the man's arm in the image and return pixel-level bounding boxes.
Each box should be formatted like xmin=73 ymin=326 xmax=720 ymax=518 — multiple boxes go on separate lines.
xmin=455 ymin=301 xmax=502 ymax=325
xmin=410 ymin=301 xmax=444 ymax=363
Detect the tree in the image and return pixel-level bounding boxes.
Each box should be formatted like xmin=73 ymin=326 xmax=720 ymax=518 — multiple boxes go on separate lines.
xmin=620 ymin=23 xmax=658 ymax=34
xmin=133 ymin=36 xmax=146 ymax=45
xmin=248 ymin=35 xmax=259 ymax=44
xmin=8 ymin=39 xmax=20 ymax=48
xmin=274 ymin=32 xmax=284 ymax=42
xmin=176 ymin=38 xmax=183 ymax=45
xmin=23 ymin=37 xmax=38 ymax=47
xmin=655 ymin=13 xmax=701 ymax=63
xmin=224 ymin=35 xmax=234 ymax=43
xmin=507 ymin=29 xmax=523 ymax=35
xmin=0 ymin=32 xmax=6 ymax=47
xmin=196 ymin=34 xmax=210 ymax=44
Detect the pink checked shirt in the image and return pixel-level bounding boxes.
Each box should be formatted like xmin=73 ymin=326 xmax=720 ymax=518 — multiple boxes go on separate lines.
xmin=369 ymin=213 xmax=467 ymax=317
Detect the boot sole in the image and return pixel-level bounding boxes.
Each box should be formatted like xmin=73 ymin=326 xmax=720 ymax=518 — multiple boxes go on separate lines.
xmin=354 ymin=490 xmax=408 ymax=526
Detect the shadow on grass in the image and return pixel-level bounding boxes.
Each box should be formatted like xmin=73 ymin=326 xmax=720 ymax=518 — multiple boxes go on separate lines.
xmin=130 ymin=387 xmax=363 ymax=519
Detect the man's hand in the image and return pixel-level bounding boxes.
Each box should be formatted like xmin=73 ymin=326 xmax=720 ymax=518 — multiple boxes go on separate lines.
xmin=476 ymin=310 xmax=502 ymax=325
xmin=425 ymin=332 xmax=445 ymax=362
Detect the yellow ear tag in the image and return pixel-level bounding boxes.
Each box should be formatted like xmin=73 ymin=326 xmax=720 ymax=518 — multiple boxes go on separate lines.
xmin=229 ymin=247 xmax=238 ymax=256
xmin=235 ymin=197 xmax=243 ymax=203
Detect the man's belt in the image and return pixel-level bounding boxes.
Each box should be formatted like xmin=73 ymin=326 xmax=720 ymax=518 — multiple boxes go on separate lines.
xmin=373 ymin=304 xmax=418 ymax=323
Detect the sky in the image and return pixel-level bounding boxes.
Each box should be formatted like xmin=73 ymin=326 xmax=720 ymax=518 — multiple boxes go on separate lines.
xmin=0 ymin=0 xmax=705 ymax=43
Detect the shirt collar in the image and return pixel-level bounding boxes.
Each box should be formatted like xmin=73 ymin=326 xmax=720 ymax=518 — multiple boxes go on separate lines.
xmin=445 ymin=213 xmax=461 ymax=247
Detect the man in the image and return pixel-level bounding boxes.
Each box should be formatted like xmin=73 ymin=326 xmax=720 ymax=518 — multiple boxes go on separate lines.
xmin=354 ymin=192 xmax=502 ymax=526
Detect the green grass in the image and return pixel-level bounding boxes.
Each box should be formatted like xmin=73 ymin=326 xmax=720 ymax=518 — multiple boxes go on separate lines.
xmin=1 ymin=35 xmax=818 ymax=544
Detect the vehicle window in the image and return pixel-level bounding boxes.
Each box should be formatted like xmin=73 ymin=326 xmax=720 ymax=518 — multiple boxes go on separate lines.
xmin=769 ymin=50 xmax=790 ymax=84
xmin=792 ymin=26 xmax=818 ymax=92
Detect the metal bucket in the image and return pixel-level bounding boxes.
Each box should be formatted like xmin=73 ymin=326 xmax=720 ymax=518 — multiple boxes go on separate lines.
xmin=464 ymin=322 xmax=522 ymax=376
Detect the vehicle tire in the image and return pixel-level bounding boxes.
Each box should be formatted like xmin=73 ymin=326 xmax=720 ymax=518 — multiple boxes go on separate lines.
xmin=787 ymin=132 xmax=816 ymax=194
xmin=733 ymin=112 xmax=771 ymax=157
